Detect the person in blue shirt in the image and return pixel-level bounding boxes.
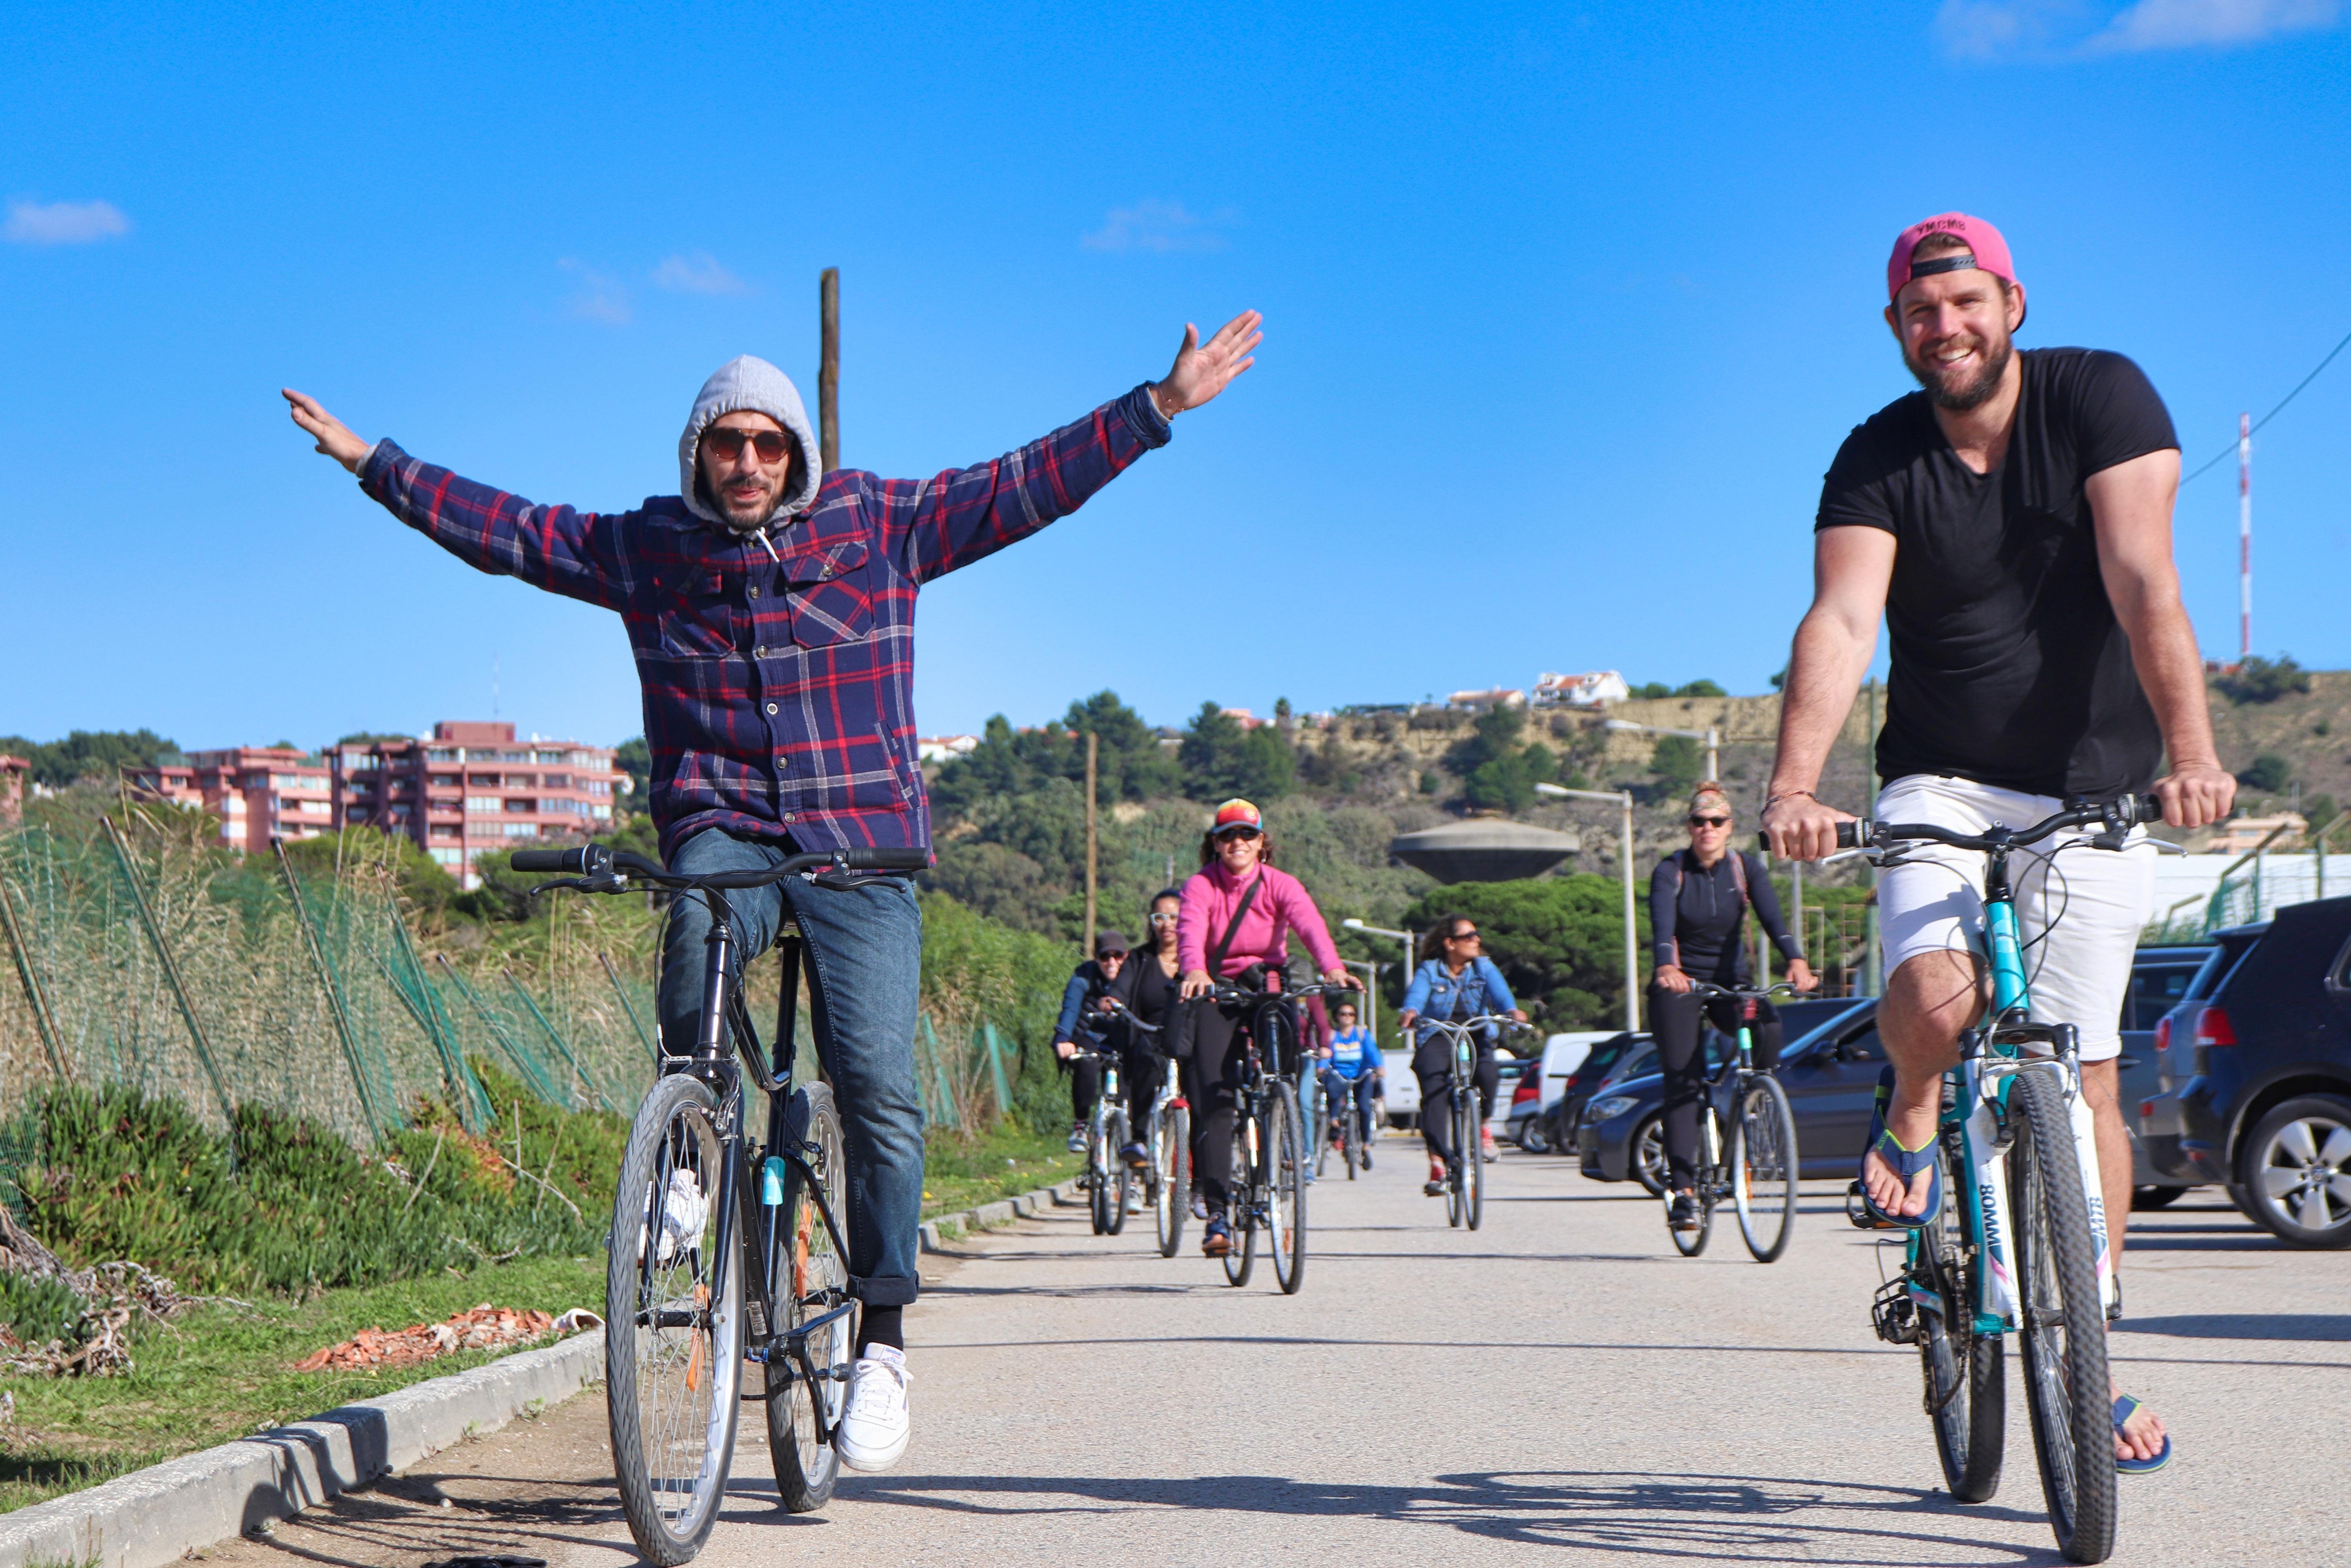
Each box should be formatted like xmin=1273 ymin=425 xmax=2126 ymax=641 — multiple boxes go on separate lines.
xmin=1320 ymin=999 xmax=1383 ymax=1168
xmin=1397 ymin=916 xmax=1529 ymax=1197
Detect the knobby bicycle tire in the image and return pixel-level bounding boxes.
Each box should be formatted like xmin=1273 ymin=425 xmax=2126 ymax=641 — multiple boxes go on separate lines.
xmin=1733 ymin=1074 xmax=1800 ymax=1263
xmin=606 ymin=1073 xmax=742 ymax=1565
xmin=766 ymin=1082 xmax=848 ymax=1513
xmin=1269 ymin=1080 xmax=1307 ymax=1295
xmin=1155 ymin=1105 xmax=1190 ymax=1258
xmin=1107 ymin=1107 xmax=1135 ymax=1236
xmin=2010 ymin=1069 xmax=2118 ymax=1564
xmin=1223 ymin=1111 xmax=1257 ymax=1287
xmin=1088 ymin=1101 xmax=1114 ymax=1236
xmin=1921 ymin=1135 xmax=2004 ymax=1505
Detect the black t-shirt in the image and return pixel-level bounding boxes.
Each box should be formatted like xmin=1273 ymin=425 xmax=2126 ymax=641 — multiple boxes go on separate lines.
xmin=1815 ymin=348 xmax=2178 ymax=797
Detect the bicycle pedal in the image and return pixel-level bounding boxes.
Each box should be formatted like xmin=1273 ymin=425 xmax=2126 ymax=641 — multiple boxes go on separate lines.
xmin=1870 ymin=1276 xmax=1919 ymax=1345
xmin=1845 ymin=1182 xmax=1900 ymax=1230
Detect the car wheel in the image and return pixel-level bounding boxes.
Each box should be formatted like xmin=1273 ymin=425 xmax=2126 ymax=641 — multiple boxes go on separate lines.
xmin=2131 ymin=1185 xmax=2190 ymax=1210
xmin=1631 ymin=1114 xmax=1666 ymax=1197
xmin=2239 ymin=1095 xmax=2351 ymax=1249
xmin=1517 ymin=1116 xmax=1552 ymax=1155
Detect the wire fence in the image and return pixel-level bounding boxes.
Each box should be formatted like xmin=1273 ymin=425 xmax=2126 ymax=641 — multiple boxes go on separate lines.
xmin=0 ymin=809 xmax=1035 ymax=1148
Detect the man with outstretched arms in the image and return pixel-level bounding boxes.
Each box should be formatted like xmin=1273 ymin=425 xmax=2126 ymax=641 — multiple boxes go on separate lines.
xmin=1759 ymin=215 xmax=2232 ymax=1471
xmin=281 ymin=309 xmax=1262 ymax=1471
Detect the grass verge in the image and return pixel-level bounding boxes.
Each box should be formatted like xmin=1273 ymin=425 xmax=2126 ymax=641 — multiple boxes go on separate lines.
xmin=0 ymin=1254 xmax=599 ymax=1516
xmin=922 ymin=1120 xmax=1080 ymax=1220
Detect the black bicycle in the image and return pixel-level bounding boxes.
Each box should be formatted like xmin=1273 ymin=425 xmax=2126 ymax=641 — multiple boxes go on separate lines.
xmin=1415 ymin=1013 xmax=1521 ymax=1229
xmin=1318 ymin=1067 xmax=1377 ymax=1180
xmin=1204 ymin=977 xmax=1349 ymax=1294
xmin=513 ymin=840 xmax=925 ymax=1563
xmin=1096 ymin=996 xmax=1189 ymax=1257
xmin=1662 ymin=981 xmax=1802 ymax=1263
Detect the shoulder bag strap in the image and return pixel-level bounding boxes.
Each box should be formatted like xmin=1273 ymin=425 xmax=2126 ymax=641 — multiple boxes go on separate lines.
xmin=1206 ymin=873 xmax=1264 ymax=975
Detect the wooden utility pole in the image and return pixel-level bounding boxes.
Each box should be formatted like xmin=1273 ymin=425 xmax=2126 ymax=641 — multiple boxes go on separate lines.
xmin=818 ymin=268 xmax=840 ymax=474
xmin=1083 ymin=731 xmax=1099 ymax=954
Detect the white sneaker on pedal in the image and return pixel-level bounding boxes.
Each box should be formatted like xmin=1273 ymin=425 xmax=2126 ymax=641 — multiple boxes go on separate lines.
xmin=835 ymin=1345 xmax=912 ymax=1472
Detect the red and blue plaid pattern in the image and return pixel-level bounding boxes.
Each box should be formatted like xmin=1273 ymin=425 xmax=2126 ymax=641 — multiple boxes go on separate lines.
xmin=360 ymin=385 xmax=1170 ymax=862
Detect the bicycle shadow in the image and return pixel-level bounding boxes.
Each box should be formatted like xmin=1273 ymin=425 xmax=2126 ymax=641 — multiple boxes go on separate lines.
xmin=839 ymin=1466 xmax=2069 ymax=1562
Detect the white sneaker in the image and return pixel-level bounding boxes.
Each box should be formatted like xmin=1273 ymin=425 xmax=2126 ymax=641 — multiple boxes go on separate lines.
xmin=836 ymin=1345 xmax=911 ymax=1472
xmin=1124 ymin=1188 xmax=1144 ymax=1213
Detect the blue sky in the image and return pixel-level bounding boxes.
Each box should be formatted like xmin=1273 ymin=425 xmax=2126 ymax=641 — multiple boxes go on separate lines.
xmin=4 ymin=0 xmax=2347 ymax=752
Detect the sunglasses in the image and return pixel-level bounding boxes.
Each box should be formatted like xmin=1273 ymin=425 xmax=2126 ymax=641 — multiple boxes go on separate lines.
xmin=701 ymin=427 xmax=793 ymax=464
xmin=1217 ymin=827 xmax=1262 ymax=841
xmin=1447 ymin=930 xmax=1480 ymax=943
xmin=1688 ymin=815 xmax=1731 ymax=828
xmin=1148 ymin=912 xmax=1178 ymax=924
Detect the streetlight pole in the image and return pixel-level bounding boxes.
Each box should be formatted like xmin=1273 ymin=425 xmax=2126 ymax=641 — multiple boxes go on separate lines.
xmin=1535 ymin=782 xmax=1641 ymax=1032
xmin=1342 ymin=919 xmax=1414 ymax=1045
xmin=1603 ymin=719 xmax=1720 ymax=782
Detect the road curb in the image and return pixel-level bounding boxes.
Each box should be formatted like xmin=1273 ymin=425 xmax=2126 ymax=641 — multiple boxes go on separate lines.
xmin=919 ymin=1179 xmax=1080 ymax=1252
xmin=0 ymin=1327 xmax=605 ymax=1568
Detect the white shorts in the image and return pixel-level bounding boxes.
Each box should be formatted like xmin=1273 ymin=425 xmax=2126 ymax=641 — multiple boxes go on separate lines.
xmin=1874 ymin=774 xmax=2156 ymax=1062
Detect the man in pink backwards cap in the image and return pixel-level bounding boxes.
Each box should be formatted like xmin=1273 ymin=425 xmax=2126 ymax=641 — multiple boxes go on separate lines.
xmin=1762 ymin=213 xmax=2237 ymax=1475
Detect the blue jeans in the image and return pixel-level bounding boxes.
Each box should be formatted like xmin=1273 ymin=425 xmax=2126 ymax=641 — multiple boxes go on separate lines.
xmin=1321 ymin=1068 xmax=1379 ymax=1137
xmin=655 ymin=829 xmax=926 ymax=1309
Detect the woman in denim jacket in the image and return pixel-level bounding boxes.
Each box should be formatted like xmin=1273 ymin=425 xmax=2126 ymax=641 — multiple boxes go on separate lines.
xmin=1398 ymin=916 xmax=1529 ymax=1196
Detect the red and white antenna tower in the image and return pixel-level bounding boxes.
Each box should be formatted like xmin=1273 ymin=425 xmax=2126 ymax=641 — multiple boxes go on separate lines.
xmin=2237 ymin=411 xmax=2252 ymax=662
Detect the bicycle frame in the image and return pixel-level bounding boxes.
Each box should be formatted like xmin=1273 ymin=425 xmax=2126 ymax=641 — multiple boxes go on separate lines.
xmin=1906 ymin=846 xmax=2116 ymax=1337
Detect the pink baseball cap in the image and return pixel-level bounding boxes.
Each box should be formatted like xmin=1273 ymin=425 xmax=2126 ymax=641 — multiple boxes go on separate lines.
xmin=1886 ymin=212 xmax=2019 ymax=304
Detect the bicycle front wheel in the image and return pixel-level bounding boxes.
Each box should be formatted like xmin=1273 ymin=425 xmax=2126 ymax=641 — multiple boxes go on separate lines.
xmin=766 ymin=1081 xmax=848 ymax=1513
xmin=1087 ymin=1102 xmax=1114 ymax=1236
xmin=1343 ymin=1095 xmax=1361 ymax=1180
xmin=1107 ymin=1109 xmax=1133 ymax=1236
xmin=606 ymin=1072 xmax=743 ymax=1565
xmin=1733 ymin=1074 xmax=1800 ymax=1263
xmin=1268 ymin=1081 xmax=1307 ymax=1295
xmin=2010 ymin=1069 xmax=2117 ymax=1564
xmin=1921 ymin=1136 xmax=2004 ymax=1504
xmin=1455 ymin=1077 xmax=1485 ymax=1231
xmin=1155 ymin=1104 xmax=1190 ymax=1258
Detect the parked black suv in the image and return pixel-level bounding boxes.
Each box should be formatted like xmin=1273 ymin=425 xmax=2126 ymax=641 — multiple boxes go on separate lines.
xmin=2171 ymin=896 xmax=2351 ymax=1248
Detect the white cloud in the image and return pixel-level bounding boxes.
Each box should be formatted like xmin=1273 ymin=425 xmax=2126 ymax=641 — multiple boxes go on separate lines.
xmin=1934 ymin=0 xmax=2337 ymax=54
xmin=559 ymin=259 xmax=632 ymax=325
xmin=4 ymin=198 xmax=132 ymax=246
xmin=2086 ymin=0 xmax=2338 ymax=51
xmin=1081 ymin=199 xmax=1233 ymax=255
xmin=652 ymin=252 xmax=752 ymax=295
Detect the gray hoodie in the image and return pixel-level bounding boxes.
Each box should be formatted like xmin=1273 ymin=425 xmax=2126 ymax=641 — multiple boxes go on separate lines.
xmin=676 ymin=355 xmax=825 ymax=534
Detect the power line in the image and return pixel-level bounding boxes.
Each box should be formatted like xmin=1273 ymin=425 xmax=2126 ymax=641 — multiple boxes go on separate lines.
xmin=2181 ymin=325 xmax=2351 ymax=486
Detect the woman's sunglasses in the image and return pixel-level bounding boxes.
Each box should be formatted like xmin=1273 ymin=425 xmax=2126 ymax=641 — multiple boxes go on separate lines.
xmin=1148 ymin=912 xmax=1178 ymax=924
xmin=1447 ymin=929 xmax=1480 ymax=943
xmin=1217 ymin=827 xmax=1262 ymax=842
xmin=702 ymin=427 xmax=792 ymax=464
xmin=1688 ymin=814 xmax=1731 ymax=828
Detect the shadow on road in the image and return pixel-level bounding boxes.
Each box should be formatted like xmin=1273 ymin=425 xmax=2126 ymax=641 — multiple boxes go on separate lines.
xmin=2114 ymin=1312 xmax=2351 ymax=1341
xmin=841 ymin=1466 xmax=2069 ymax=1562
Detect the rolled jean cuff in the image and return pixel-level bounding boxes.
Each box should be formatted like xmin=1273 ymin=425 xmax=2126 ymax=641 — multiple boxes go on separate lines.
xmin=850 ymin=1271 xmax=920 ymax=1307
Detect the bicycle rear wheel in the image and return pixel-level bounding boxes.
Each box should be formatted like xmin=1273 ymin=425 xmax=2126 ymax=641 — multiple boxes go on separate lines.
xmin=1107 ymin=1109 xmax=1133 ymax=1236
xmin=1667 ymin=1108 xmax=1719 ymax=1257
xmin=606 ymin=1072 xmax=742 ymax=1565
xmin=2010 ymin=1069 xmax=2117 ymax=1564
xmin=1223 ymin=1112 xmax=1256 ymax=1288
xmin=1733 ymin=1074 xmax=1800 ymax=1263
xmin=1459 ymin=1081 xmax=1485 ymax=1231
xmin=1268 ymin=1081 xmax=1307 ymax=1295
xmin=1920 ymin=1135 xmax=2005 ymax=1505
xmin=1155 ymin=1105 xmax=1190 ymax=1258
xmin=765 ymin=1082 xmax=848 ymax=1513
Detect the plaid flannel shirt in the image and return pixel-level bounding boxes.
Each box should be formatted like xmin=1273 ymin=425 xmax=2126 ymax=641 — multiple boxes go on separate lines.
xmin=358 ymin=384 xmax=1171 ymax=862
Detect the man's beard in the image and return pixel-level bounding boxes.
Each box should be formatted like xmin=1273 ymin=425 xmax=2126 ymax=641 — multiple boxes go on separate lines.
xmin=695 ymin=472 xmax=784 ymax=533
xmin=1906 ymin=330 xmax=2013 ymax=412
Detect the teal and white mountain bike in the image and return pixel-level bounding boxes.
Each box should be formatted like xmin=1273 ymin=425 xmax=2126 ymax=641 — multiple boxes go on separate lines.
xmin=1838 ymin=795 xmax=2162 ymax=1567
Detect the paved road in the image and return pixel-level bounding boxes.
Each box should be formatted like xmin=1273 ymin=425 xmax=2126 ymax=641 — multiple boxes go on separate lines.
xmin=212 ymin=1138 xmax=2349 ymax=1568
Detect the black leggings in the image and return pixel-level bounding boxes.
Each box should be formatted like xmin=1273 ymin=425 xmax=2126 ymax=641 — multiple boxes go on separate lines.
xmin=1184 ymin=997 xmax=1298 ymax=1210
xmin=1647 ymin=986 xmax=1782 ymax=1191
xmin=1414 ymin=1035 xmax=1501 ymax=1165
xmin=1069 ymin=1044 xmax=1158 ymax=1130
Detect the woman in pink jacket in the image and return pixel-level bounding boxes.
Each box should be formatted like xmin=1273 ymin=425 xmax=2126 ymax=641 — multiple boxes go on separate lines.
xmin=1176 ymin=797 xmax=1360 ymax=1257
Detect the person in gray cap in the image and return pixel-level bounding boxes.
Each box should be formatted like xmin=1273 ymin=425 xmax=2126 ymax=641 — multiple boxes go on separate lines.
xmin=280 ymin=306 xmax=1261 ymax=1473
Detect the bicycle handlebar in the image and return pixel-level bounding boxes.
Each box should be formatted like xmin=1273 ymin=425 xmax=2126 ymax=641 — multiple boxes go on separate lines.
xmin=1093 ymin=996 xmax=1164 ymax=1034
xmin=510 ymin=841 xmax=928 ymax=891
xmin=1682 ymin=981 xmax=1799 ymax=1002
xmin=1758 ymin=794 xmax=2163 ymax=859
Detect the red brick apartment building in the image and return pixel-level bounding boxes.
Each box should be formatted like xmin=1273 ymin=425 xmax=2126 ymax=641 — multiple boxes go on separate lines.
xmin=328 ymin=721 xmax=628 ymax=888
xmin=126 ymin=747 xmax=336 ymax=854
